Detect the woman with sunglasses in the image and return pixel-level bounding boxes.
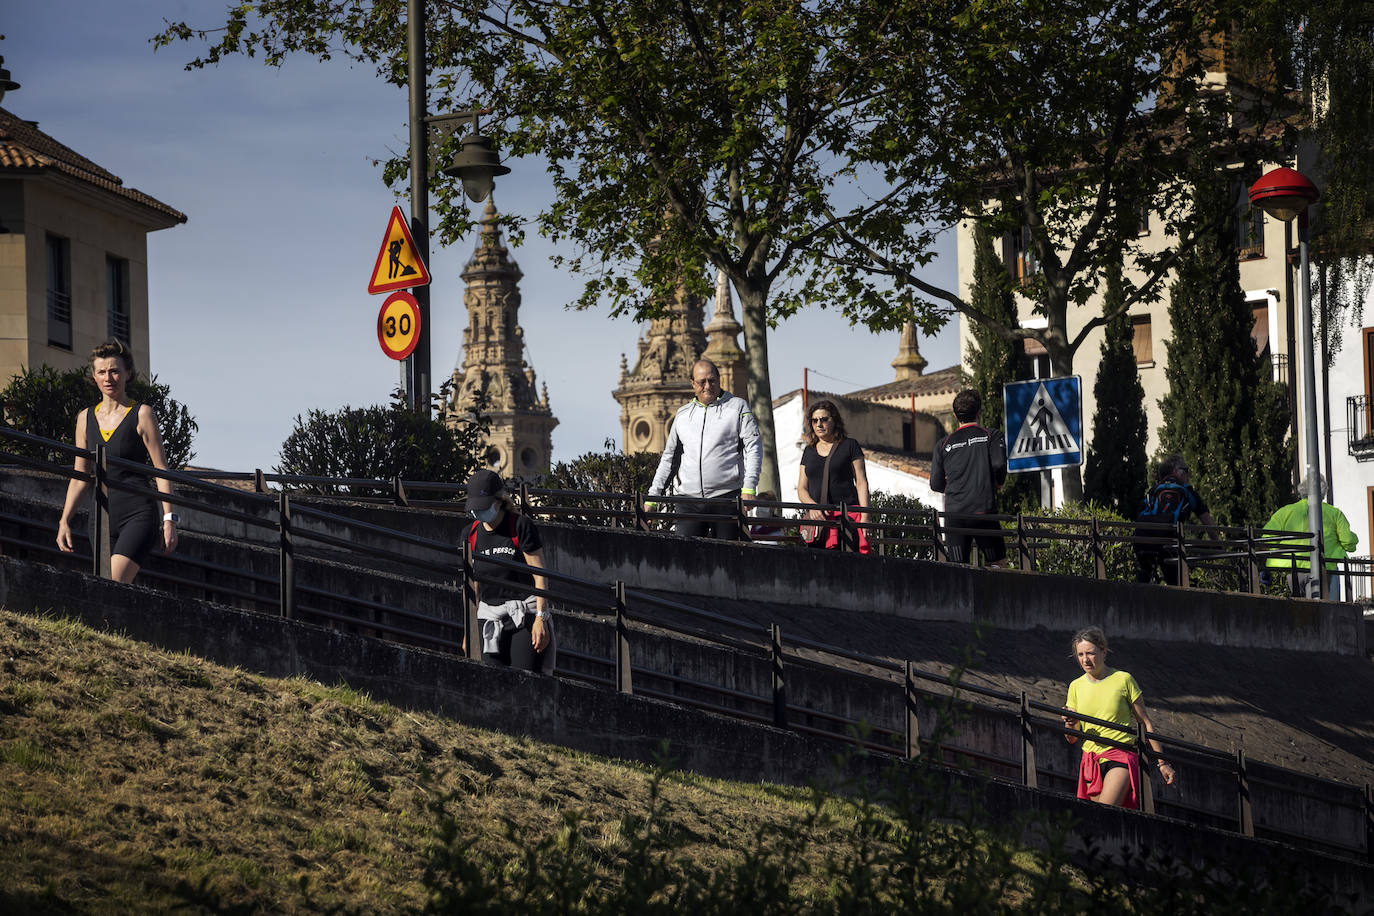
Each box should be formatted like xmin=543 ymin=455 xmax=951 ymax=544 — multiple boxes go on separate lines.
xmin=797 ymin=399 xmax=870 ymax=553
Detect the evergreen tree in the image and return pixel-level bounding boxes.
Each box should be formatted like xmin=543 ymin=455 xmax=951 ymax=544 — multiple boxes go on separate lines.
xmin=1159 ymin=178 xmax=1291 ymax=527
xmin=1083 ymin=258 xmax=1149 ymax=519
xmin=963 ymin=222 xmax=1037 ymax=512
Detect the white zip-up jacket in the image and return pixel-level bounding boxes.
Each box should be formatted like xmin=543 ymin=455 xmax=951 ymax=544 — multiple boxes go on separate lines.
xmin=649 ymin=391 xmax=762 ymax=499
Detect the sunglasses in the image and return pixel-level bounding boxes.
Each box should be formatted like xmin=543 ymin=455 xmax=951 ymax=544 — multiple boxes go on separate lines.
xmin=811 ymin=415 xmax=833 ymax=425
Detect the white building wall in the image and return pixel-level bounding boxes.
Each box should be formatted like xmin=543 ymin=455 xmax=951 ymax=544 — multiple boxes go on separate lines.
xmin=772 ymin=395 xmax=942 ymax=510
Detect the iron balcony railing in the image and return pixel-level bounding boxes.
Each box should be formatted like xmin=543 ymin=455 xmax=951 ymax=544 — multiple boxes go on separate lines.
xmin=1349 ymin=395 xmax=1374 ymax=460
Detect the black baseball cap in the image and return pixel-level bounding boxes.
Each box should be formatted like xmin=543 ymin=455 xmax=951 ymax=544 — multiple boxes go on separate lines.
xmin=465 ymin=469 xmax=505 ymax=513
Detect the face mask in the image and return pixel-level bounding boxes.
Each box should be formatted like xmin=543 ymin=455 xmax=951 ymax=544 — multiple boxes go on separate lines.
xmin=471 ymin=504 xmax=500 ymax=525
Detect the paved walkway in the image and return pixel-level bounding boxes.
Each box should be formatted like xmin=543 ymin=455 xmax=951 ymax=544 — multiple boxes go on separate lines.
xmin=646 ymin=591 xmax=1374 ymax=788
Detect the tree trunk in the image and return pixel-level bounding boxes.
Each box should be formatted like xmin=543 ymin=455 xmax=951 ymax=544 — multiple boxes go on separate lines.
xmin=736 ymin=284 xmax=780 ymax=498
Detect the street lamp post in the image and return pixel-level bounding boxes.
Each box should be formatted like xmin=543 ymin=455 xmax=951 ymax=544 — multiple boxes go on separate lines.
xmin=1248 ymin=166 xmax=1324 ymax=598
xmin=404 ymin=0 xmax=509 ymax=415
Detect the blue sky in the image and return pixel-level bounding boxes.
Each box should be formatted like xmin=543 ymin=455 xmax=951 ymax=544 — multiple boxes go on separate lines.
xmin=5 ymin=0 xmax=960 ymax=473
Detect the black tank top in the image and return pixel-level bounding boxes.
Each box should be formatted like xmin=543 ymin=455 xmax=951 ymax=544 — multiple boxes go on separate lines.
xmin=86 ymin=402 xmax=155 ymax=513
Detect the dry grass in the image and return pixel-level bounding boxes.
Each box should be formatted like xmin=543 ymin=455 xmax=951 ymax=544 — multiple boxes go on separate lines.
xmin=0 ymin=608 xmax=937 ymax=914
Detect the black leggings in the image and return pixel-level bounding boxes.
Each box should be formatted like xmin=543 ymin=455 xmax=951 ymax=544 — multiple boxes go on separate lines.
xmin=483 ymin=617 xmax=551 ymax=673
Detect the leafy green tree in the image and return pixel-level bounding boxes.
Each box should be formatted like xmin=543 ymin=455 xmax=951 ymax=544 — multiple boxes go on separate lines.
xmin=1083 ymin=258 xmax=1149 ymax=520
xmin=1242 ymin=3 xmax=1374 ymax=354
xmin=1159 ymin=178 xmax=1291 ymax=527
xmin=275 ymin=388 xmax=486 ymax=488
xmin=542 ymin=439 xmax=660 ymax=495
xmin=156 ymin=0 xmax=948 ymax=500
xmin=0 ymin=365 xmax=198 ymax=469
xmin=845 ymin=0 xmax=1288 ymax=502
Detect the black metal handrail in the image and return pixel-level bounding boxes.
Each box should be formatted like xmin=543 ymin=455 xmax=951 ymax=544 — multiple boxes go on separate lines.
xmin=2 ymin=427 xmax=1370 ymax=861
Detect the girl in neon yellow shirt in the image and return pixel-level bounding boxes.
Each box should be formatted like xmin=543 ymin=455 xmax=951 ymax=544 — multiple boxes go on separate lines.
xmin=1061 ymin=627 xmax=1176 ymax=808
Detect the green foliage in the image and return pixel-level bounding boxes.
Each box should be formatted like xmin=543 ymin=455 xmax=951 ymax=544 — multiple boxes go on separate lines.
xmin=0 ymin=364 xmax=198 ymax=469
xmin=1159 ymin=178 xmax=1292 ymax=527
xmin=1025 ymin=501 xmax=1138 ymax=581
xmin=1240 ymin=2 xmax=1374 ymax=351
xmin=866 ymin=490 xmax=935 ymax=560
xmin=1083 ymin=259 xmax=1149 ymax=520
xmin=274 ymin=387 xmax=486 ymax=489
xmin=542 ymin=439 xmax=660 ymax=495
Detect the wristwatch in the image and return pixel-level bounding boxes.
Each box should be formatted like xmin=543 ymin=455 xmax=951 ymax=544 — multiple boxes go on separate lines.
xmin=162 ymin=512 xmax=179 ymax=523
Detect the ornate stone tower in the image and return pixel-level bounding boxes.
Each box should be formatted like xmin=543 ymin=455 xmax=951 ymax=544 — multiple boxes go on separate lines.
xmin=612 ymin=279 xmax=708 ymax=455
xmin=444 ymin=199 xmax=557 ymax=478
xmin=702 ymin=269 xmax=747 ymax=397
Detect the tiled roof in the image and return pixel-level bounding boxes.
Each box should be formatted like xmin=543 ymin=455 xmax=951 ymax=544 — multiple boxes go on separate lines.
xmin=865 ymin=444 xmax=932 ymax=479
xmin=846 ymin=364 xmax=963 ymax=401
xmin=0 ymin=106 xmax=186 ymax=225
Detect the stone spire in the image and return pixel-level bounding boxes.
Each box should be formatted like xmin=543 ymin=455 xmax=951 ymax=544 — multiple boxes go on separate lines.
xmin=703 ymin=268 xmax=747 ymax=397
xmin=444 ymin=198 xmax=558 ymax=478
xmin=890 ymin=321 xmax=928 ymax=382
xmin=612 ymin=275 xmax=708 ymax=455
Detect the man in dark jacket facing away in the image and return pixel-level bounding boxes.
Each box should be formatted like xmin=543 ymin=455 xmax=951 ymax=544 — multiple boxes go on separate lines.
xmin=930 ymin=389 xmax=1008 ymax=565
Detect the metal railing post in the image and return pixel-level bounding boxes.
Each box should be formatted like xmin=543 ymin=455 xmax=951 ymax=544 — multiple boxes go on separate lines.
xmin=905 ymin=661 xmax=920 ymax=759
xmin=392 ymin=476 xmax=408 ymax=507
xmin=254 ymin=468 xmax=267 ymax=493
xmin=278 ymin=492 xmax=294 ymax=619
xmin=633 ymin=491 xmax=648 ymax=531
xmin=1246 ymin=527 xmax=1262 ymax=594
xmin=1091 ymin=517 xmax=1106 ymax=580
xmin=92 ymin=443 xmax=111 ymax=578
xmin=1237 ymin=749 xmax=1254 ymax=836
xmin=1137 ymin=720 xmax=1155 ymax=814
xmin=1175 ymin=523 xmax=1190 ymax=588
xmin=615 ymin=581 xmax=633 ymax=695
xmin=1018 ymin=514 xmax=1032 ymax=571
xmin=838 ymin=502 xmax=851 ymax=553
xmin=1365 ymin=783 xmax=1373 ymax=864
xmin=770 ymin=623 xmax=786 ymax=728
xmin=933 ymin=512 xmax=946 ymax=563
xmin=1020 ymin=692 xmax=1038 ymax=788
xmin=463 ymin=538 xmax=481 ymax=661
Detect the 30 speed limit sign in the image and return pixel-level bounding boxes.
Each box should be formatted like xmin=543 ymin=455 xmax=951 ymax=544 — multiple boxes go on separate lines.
xmin=376 ymin=291 xmax=421 ymax=361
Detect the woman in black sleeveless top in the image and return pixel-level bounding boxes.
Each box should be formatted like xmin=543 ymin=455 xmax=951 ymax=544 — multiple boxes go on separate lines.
xmin=57 ymin=340 xmax=178 ymax=583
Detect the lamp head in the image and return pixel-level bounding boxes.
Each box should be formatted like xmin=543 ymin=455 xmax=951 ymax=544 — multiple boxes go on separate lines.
xmin=1248 ymin=167 xmax=1319 ymax=222
xmin=442 ymin=133 xmax=511 ymax=203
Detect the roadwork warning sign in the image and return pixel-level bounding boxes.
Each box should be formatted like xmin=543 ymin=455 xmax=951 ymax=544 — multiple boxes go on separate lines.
xmin=1003 ymin=377 xmax=1083 ymax=472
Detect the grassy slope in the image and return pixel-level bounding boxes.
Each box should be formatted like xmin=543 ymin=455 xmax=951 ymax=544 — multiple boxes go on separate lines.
xmin=0 ymin=609 xmax=916 ymax=913
xmin=0 ymin=608 xmax=1349 ymax=915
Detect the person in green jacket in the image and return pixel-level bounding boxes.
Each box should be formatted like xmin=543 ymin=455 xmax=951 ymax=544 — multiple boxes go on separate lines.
xmin=1262 ymin=474 xmax=1359 ymax=600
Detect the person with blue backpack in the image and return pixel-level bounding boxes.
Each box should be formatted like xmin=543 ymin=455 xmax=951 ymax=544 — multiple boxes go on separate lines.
xmin=1133 ymin=455 xmax=1215 ymax=585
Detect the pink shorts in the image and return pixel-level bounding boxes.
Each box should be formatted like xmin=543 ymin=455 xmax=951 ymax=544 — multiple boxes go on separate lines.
xmin=1076 ymin=747 xmax=1141 ymax=809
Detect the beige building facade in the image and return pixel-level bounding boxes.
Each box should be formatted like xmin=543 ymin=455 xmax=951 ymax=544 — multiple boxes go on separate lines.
xmin=0 ymin=105 xmax=185 ymax=385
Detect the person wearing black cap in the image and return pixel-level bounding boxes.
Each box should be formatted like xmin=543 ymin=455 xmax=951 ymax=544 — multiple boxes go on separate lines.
xmin=463 ymin=469 xmax=554 ymax=672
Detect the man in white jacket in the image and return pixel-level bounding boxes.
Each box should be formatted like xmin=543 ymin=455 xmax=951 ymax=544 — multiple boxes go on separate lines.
xmin=644 ymin=359 xmax=762 ymax=539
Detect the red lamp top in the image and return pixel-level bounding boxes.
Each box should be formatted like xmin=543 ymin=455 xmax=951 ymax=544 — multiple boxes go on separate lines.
xmin=1248 ymin=167 xmax=1319 ymax=222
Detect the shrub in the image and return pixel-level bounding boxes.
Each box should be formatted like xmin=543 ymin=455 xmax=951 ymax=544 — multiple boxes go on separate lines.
xmin=1021 ymin=501 xmax=1137 ymax=581
xmin=275 ymin=386 xmax=486 ymax=492
xmin=0 ymin=364 xmax=198 ymax=469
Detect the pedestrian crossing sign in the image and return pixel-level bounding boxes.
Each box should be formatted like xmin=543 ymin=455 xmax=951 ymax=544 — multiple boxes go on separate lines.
xmin=367 ymin=206 xmax=431 ymax=295
xmin=1003 ymin=377 xmax=1083 ymax=472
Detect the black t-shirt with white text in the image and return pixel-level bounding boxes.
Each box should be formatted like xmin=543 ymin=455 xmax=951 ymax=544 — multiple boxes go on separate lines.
xmin=470 ymin=512 xmax=543 ymax=605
